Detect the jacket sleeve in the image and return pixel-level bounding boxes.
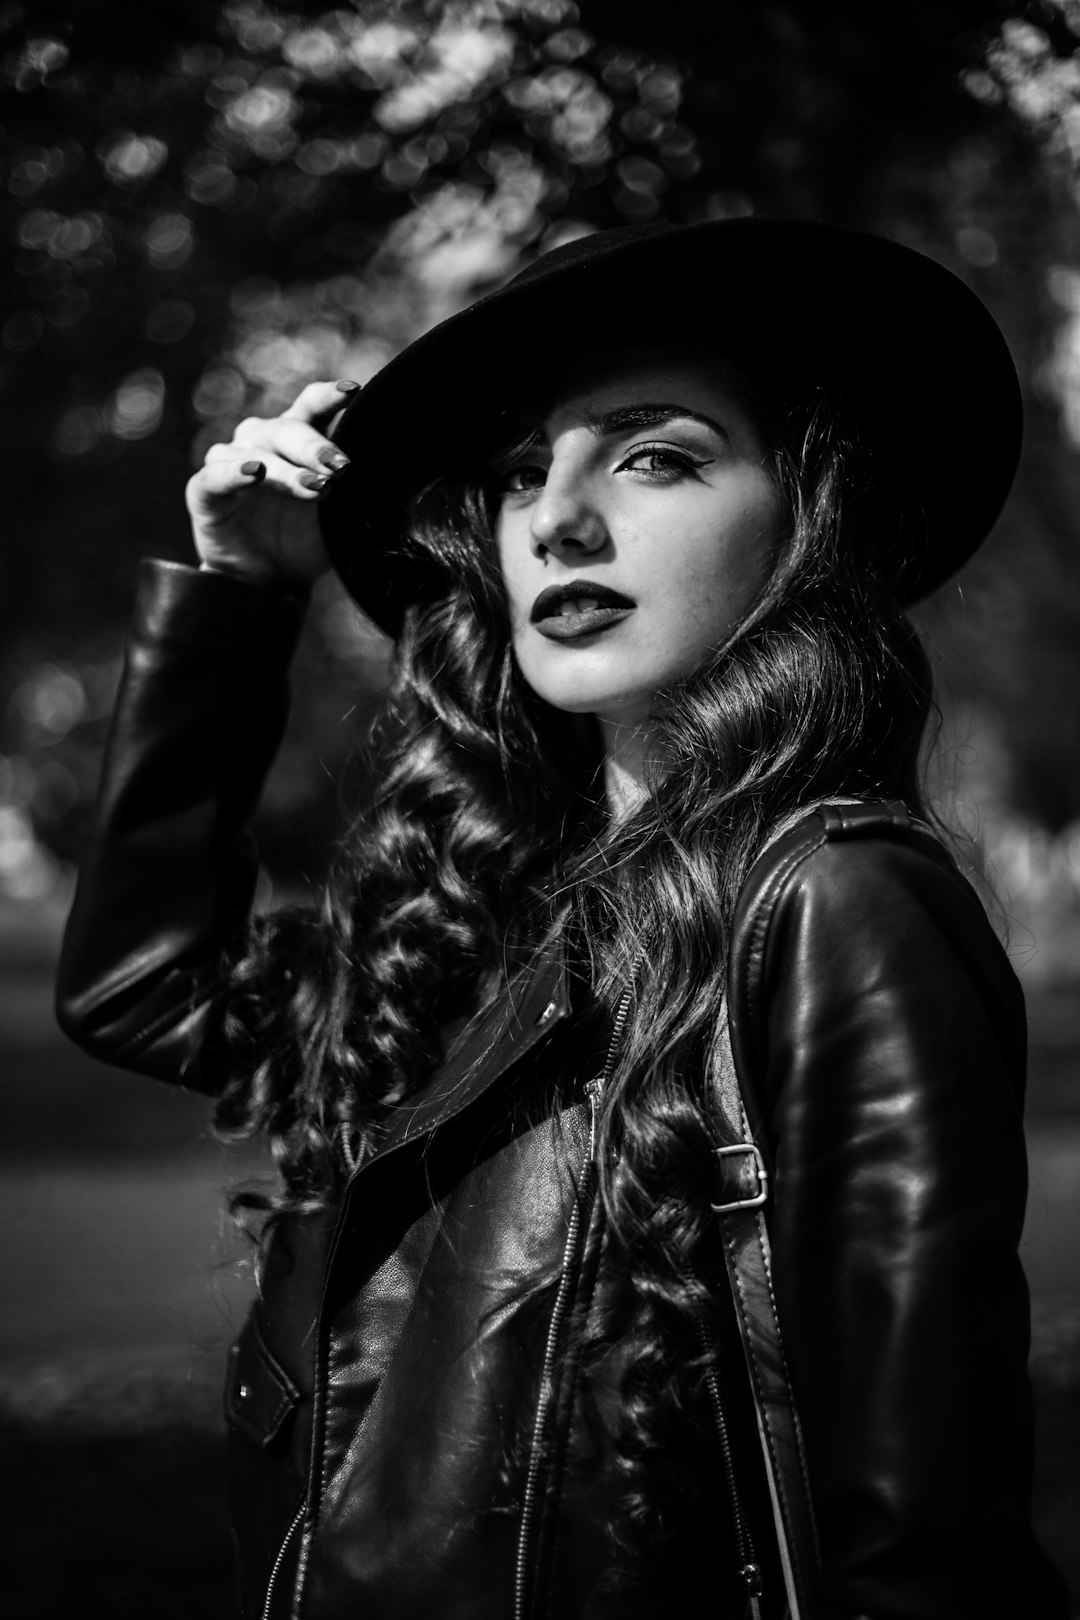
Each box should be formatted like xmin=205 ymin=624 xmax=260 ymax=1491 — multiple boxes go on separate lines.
xmin=740 ymin=831 xmax=1066 ymax=1619
xmin=55 ymin=558 xmax=309 ymax=1094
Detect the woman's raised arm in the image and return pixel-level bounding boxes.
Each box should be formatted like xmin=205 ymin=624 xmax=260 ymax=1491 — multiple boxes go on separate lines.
xmin=55 ymin=381 xmax=357 ymax=1092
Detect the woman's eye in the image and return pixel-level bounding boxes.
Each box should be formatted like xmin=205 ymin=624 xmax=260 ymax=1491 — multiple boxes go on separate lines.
xmin=500 ymin=463 xmax=547 ymax=495
xmin=621 ymin=446 xmax=705 ymax=480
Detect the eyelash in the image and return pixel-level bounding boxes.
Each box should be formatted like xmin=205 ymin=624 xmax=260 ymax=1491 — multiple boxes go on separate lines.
xmin=621 ymin=445 xmax=708 ymax=481
xmin=500 ymin=444 xmax=707 ymax=494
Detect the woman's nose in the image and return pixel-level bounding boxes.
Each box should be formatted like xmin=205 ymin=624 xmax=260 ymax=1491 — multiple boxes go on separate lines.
xmin=528 ymin=466 xmax=608 ymax=559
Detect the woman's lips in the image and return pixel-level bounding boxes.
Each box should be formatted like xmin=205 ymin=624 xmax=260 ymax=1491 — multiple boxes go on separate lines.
xmin=530 ymin=582 xmax=636 ymax=641
xmin=533 ymin=603 xmax=635 ymax=641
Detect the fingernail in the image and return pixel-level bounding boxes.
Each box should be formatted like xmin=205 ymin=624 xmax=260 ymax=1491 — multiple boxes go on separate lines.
xmin=318 ymin=449 xmax=350 ymax=471
xmin=335 ymin=379 xmax=360 ymax=393
xmin=299 ymin=472 xmax=329 ymax=491
xmin=240 ymin=461 xmax=265 ymax=481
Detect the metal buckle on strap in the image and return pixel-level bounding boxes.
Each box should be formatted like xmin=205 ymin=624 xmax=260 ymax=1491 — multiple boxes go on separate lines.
xmin=711 ymin=1142 xmax=769 ymax=1213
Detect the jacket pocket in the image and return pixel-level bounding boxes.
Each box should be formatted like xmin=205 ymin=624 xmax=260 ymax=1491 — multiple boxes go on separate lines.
xmin=224 ymin=1310 xmax=301 ymax=1450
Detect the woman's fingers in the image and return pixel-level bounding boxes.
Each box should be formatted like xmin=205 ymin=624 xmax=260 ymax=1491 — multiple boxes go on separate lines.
xmin=186 ymin=449 xmax=330 ymax=585
xmin=209 ymin=380 xmax=359 ymax=475
xmin=185 ymin=383 xmax=350 ymax=587
xmin=188 ymin=453 xmax=263 ymax=509
xmin=191 ymin=449 xmax=330 ymax=511
xmin=281 ymin=378 xmax=360 ymax=425
xmin=230 ymin=413 xmax=352 ymax=479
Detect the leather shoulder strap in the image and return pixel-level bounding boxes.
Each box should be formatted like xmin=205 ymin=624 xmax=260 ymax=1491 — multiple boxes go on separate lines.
xmin=710 ymin=1009 xmax=821 ymax=1620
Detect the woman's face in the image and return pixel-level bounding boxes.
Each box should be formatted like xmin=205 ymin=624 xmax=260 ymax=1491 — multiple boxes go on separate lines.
xmin=493 ymin=346 xmax=782 ymax=728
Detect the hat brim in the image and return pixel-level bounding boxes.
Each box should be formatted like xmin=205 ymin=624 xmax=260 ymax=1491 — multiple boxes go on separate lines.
xmin=319 ymin=217 xmax=1021 ymax=631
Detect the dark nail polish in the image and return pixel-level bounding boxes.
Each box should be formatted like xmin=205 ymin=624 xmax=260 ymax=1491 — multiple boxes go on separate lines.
xmin=300 ymin=472 xmax=329 ymax=491
xmin=240 ymin=461 xmax=265 ymax=480
xmin=318 ymin=448 xmax=350 ymax=471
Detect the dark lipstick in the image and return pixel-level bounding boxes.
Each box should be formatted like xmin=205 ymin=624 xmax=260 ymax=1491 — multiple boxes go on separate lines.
xmin=530 ymin=581 xmax=636 ymax=641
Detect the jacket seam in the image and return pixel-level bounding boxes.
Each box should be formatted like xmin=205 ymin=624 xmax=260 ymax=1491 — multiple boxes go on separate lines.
xmin=733 ymin=825 xmax=830 ymax=1068
xmin=112 ymin=994 xmax=207 ymax=1061
xmin=733 ymin=817 xmax=961 ymax=1080
xmin=359 ymin=1004 xmax=569 ymax=1169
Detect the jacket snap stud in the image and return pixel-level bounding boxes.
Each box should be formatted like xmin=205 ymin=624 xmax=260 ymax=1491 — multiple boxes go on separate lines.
xmin=239 ymin=1383 xmax=251 ymax=1401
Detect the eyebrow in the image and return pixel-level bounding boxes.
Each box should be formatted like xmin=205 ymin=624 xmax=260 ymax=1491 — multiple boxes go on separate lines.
xmin=578 ymin=402 xmax=730 ymax=440
xmin=498 ymin=400 xmax=731 ymax=464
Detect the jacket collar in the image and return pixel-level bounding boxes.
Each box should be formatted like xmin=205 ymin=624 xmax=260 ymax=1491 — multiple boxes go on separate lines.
xmin=371 ymin=933 xmax=573 ymax=1162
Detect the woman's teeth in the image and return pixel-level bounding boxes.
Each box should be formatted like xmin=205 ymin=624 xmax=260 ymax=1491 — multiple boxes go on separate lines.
xmin=559 ymin=598 xmax=598 ymax=616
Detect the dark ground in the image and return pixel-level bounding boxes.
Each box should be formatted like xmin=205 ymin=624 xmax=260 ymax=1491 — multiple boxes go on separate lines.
xmin=1 ymin=897 xmax=1077 ymax=1616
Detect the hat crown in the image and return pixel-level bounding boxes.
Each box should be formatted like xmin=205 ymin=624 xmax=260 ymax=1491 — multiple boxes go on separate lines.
xmin=508 ymin=220 xmax=676 ymax=288
xmin=321 ymin=216 xmax=1021 ymax=630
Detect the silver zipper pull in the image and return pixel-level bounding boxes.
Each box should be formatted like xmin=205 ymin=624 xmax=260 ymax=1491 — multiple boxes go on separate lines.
xmin=583 ymin=986 xmax=633 ymax=1163
xmin=585 ymin=1077 xmax=603 ymax=1161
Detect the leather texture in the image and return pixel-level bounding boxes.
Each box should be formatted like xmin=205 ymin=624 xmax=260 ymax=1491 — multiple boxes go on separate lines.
xmin=712 ymin=992 xmax=821 ymax=1620
xmin=56 ymin=560 xmax=1068 ymax=1620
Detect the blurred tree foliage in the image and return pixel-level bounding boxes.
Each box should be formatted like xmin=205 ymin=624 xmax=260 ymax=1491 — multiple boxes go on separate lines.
xmin=3 ymin=0 xmax=1080 ymax=888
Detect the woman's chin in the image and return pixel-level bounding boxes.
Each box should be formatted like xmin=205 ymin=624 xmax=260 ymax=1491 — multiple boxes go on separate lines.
xmin=537 ymin=686 xmax=655 ymax=728
xmin=514 ymin=649 xmax=657 ymax=724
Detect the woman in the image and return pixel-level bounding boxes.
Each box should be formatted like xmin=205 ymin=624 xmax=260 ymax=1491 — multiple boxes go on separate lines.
xmin=57 ymin=219 xmax=1068 ymax=1619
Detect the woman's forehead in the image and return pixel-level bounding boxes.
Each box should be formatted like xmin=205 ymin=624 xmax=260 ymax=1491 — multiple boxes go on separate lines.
xmin=512 ymin=344 xmax=765 ymax=453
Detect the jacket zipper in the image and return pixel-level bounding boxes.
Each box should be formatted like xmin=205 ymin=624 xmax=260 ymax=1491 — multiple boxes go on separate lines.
xmin=697 ymin=1319 xmax=764 ymax=1620
xmin=513 ymin=986 xmax=633 ymax=1620
xmin=261 ymin=1499 xmax=305 ymax=1620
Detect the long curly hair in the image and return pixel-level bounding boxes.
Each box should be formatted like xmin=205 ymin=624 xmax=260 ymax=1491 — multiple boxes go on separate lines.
xmin=211 ymin=374 xmax=937 ymax=1559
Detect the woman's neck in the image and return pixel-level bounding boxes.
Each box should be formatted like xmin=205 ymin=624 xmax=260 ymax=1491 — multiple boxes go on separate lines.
xmin=598 ymin=715 xmax=658 ymax=821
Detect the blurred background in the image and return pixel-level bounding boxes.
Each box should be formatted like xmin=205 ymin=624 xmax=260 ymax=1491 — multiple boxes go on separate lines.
xmin=1 ymin=0 xmax=1078 ymax=1611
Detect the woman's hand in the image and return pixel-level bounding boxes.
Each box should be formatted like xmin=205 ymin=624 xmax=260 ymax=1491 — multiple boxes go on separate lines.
xmin=184 ymin=379 xmax=358 ymax=588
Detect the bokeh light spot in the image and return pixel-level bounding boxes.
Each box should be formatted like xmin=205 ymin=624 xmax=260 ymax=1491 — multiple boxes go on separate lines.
xmin=107 ymin=369 xmax=166 ymax=441
xmin=192 ymin=364 xmax=247 ymax=421
xmin=13 ymin=666 xmax=87 ymax=738
xmin=54 ymin=407 xmax=104 ymax=457
xmin=99 ymin=133 xmax=169 ymax=187
xmin=144 ymin=213 xmax=195 ymax=271
xmin=956 ymin=225 xmax=999 ymax=267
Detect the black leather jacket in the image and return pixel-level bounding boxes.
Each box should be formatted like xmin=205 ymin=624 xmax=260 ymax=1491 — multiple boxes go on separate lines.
xmin=57 ymin=561 xmax=1067 ymax=1620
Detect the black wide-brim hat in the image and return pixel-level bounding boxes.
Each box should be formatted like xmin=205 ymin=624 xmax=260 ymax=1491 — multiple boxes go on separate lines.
xmin=320 ymin=217 xmax=1021 ymax=632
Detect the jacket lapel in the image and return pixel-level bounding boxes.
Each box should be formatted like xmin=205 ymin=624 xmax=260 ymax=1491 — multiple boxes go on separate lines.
xmin=371 ymin=936 xmax=573 ymax=1161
